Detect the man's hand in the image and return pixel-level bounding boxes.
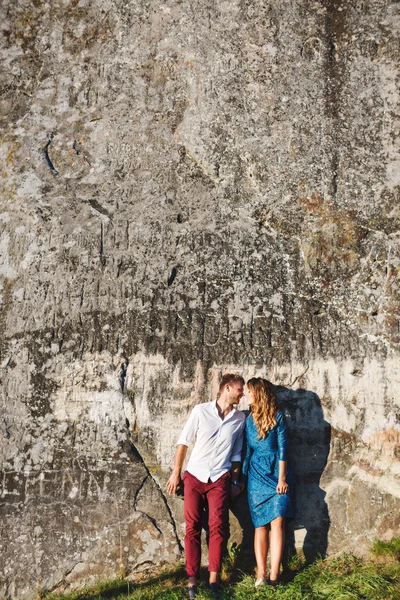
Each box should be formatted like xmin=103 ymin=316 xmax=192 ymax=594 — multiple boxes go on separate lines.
xmin=230 ymin=482 xmax=245 ymax=500
xmin=167 ymin=444 xmax=187 ymax=495
xmin=276 ymin=479 xmax=289 ymax=494
xmin=166 ymin=471 xmax=181 ymax=495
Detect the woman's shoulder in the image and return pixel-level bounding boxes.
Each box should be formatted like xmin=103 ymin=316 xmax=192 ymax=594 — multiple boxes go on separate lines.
xmin=245 ymin=413 xmax=255 ymax=427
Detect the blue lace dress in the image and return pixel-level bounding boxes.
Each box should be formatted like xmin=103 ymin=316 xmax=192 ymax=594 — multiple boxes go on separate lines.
xmin=243 ymin=411 xmax=294 ymax=528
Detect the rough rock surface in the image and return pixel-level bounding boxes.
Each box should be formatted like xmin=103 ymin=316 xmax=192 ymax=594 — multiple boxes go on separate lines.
xmin=1 ymin=0 xmax=400 ymax=597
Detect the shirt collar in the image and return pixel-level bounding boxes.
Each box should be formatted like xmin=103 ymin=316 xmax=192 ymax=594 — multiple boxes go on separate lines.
xmin=213 ymin=399 xmax=236 ymax=420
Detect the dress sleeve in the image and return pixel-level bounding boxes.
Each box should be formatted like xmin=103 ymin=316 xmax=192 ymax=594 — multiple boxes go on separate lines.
xmin=177 ymin=405 xmax=199 ymax=446
xmin=276 ymin=411 xmax=288 ymax=461
xmin=241 ymin=419 xmax=253 ymax=476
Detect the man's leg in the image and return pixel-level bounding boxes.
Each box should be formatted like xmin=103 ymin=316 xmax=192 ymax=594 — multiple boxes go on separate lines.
xmin=183 ymin=471 xmax=206 ymax=585
xmin=205 ymin=472 xmax=231 ymax=584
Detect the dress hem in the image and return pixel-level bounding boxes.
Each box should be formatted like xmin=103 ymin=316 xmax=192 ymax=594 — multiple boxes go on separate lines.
xmin=252 ymin=510 xmax=295 ymax=528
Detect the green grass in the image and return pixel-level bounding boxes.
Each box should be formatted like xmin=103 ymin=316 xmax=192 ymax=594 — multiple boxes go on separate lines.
xmin=372 ymin=536 xmax=400 ymax=562
xmin=44 ymin=540 xmax=400 ymax=600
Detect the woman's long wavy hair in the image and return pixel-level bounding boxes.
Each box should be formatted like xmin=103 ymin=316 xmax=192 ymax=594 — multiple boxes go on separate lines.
xmin=247 ymin=378 xmax=278 ymax=439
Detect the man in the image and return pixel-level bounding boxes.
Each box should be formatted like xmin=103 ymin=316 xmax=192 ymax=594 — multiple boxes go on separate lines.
xmin=166 ymin=373 xmax=246 ymax=598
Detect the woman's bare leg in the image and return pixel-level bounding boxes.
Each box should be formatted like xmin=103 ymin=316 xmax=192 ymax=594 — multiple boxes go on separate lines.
xmin=254 ymin=525 xmax=269 ymax=580
xmin=269 ymin=516 xmax=285 ymax=581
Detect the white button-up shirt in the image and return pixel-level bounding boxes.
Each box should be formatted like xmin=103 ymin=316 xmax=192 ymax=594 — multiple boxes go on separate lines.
xmin=177 ymin=400 xmax=246 ymax=483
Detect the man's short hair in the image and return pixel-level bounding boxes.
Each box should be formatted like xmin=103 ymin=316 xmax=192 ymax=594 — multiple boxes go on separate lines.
xmin=218 ymin=373 xmax=245 ymax=393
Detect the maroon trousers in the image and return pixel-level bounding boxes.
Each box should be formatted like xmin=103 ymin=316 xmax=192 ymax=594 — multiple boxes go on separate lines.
xmin=183 ymin=470 xmax=231 ymax=578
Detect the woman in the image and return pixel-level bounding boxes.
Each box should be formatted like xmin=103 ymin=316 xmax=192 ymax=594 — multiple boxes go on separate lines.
xmin=243 ymin=378 xmax=294 ymax=587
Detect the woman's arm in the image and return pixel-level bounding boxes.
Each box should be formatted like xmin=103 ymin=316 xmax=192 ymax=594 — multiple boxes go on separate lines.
xmin=277 ymin=460 xmax=289 ymax=494
xmin=276 ymin=411 xmax=289 ymax=494
xmin=241 ymin=420 xmax=252 ymax=477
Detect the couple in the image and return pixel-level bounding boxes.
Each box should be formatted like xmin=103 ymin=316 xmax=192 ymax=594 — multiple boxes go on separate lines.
xmin=166 ymin=373 xmax=294 ymax=598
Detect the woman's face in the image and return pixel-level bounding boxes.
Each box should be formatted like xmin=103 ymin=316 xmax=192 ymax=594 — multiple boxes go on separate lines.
xmin=245 ymin=386 xmax=255 ymax=406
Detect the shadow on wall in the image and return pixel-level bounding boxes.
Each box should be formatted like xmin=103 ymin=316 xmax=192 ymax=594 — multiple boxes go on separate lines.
xmin=231 ymin=386 xmax=331 ymax=564
xmin=279 ymin=386 xmax=331 ymax=562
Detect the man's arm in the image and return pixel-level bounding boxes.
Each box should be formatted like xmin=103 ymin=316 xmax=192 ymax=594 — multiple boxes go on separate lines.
xmin=230 ymin=460 xmax=244 ymax=498
xmin=166 ymin=444 xmax=188 ymax=494
xmin=229 ymin=419 xmax=246 ymax=499
xmin=231 ymin=461 xmax=241 ymax=480
xmin=166 ymin=405 xmax=199 ymax=494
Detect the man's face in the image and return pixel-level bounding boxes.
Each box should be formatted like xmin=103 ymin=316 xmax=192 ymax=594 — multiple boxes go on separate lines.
xmin=227 ymin=381 xmax=244 ymax=405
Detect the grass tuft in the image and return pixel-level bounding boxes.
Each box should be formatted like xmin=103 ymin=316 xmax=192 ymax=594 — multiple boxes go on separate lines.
xmin=44 ymin=540 xmax=400 ymax=600
xmin=371 ymin=536 xmax=400 ymax=561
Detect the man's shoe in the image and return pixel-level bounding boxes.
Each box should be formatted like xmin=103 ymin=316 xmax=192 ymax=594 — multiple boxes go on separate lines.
xmin=188 ymin=585 xmax=197 ymax=599
xmin=255 ymin=578 xmax=267 ymax=587
xmin=209 ymin=582 xmax=220 ymax=596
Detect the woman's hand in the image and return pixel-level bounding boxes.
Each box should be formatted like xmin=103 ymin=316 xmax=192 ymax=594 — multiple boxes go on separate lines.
xmin=276 ymin=479 xmax=289 ymax=494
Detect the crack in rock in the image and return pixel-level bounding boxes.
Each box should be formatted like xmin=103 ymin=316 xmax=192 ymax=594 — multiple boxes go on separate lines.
xmin=133 ymin=474 xmax=149 ymax=509
xmin=133 ymin=475 xmax=163 ymax=535
xmin=129 ymin=443 xmax=183 ymax=552
xmin=43 ymin=133 xmax=59 ymax=175
xmin=72 ymin=139 xmax=91 ymax=165
xmin=286 ymin=365 xmax=310 ymax=388
xmin=119 ymin=355 xmax=129 ymax=392
xmin=88 ymin=198 xmax=113 ymax=220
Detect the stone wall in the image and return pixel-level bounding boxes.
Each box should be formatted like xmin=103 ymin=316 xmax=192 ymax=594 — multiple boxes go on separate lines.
xmin=1 ymin=0 xmax=399 ymax=597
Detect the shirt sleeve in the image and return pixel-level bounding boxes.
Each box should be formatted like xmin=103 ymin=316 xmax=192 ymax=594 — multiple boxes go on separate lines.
xmin=276 ymin=411 xmax=288 ymax=461
xmin=176 ymin=405 xmax=199 ymax=446
xmin=230 ymin=418 xmax=245 ymax=462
